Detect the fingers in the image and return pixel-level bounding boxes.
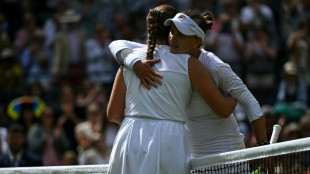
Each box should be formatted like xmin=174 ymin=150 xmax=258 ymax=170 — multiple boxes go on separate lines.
xmin=145 ymin=77 xmax=158 ymax=88
xmin=151 ymin=74 xmax=162 ymax=85
xmin=147 ymin=59 xmax=163 ymax=79
xmin=141 ymin=78 xmax=151 ymax=90
xmin=135 ymin=59 xmax=164 ymax=89
xmin=149 ymin=59 xmax=161 ymax=65
xmin=140 ymin=77 xmax=159 ymax=90
xmin=152 ymin=70 xmax=163 ymax=79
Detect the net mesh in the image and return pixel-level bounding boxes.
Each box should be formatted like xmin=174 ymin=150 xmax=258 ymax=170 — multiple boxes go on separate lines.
xmin=191 ymin=151 xmax=310 ymax=173
xmin=0 ymin=138 xmax=309 ymax=174
xmin=191 ymin=137 xmax=310 ymax=174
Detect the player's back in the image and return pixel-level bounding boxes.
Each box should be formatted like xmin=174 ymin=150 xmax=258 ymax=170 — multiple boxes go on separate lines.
xmin=123 ymin=45 xmax=192 ymax=123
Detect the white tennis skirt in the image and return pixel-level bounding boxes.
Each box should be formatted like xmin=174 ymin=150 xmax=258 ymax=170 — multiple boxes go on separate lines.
xmin=107 ymin=116 xmax=191 ymax=174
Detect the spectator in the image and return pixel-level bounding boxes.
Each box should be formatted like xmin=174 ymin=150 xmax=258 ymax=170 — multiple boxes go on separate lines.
xmin=19 ymin=29 xmax=53 ymax=90
xmin=14 ymin=103 xmax=39 ymax=135
xmin=61 ymin=150 xmax=78 ymax=166
xmin=299 ymin=113 xmax=310 ymax=138
xmin=274 ymin=61 xmax=307 ymax=124
xmin=281 ymin=122 xmax=302 ymax=141
xmin=286 ymin=15 xmax=310 ymax=105
xmin=76 ymin=80 xmax=106 ymax=108
xmin=43 ymin=5 xmax=64 ymax=49
xmin=0 ymin=48 xmax=23 ymax=93
xmin=52 ymin=9 xmax=87 ymax=87
xmin=75 ymin=122 xmax=105 ymax=165
xmin=0 ymin=123 xmax=42 ymax=167
xmin=239 ymin=0 xmax=278 ymax=44
xmin=85 ymin=23 xmax=116 ymax=98
xmin=0 ymin=106 xmax=11 ymax=155
xmin=56 ymin=85 xmax=84 ymax=152
xmin=27 ymin=107 xmax=70 ymax=166
xmin=14 ymin=12 xmax=40 ymax=56
xmin=73 ymin=0 xmax=100 ymax=38
xmin=0 ymin=13 xmax=12 ymax=50
xmin=205 ymin=0 xmax=245 ymax=78
xmin=110 ymin=13 xmax=128 ymax=40
xmin=84 ymin=102 xmax=117 ymax=159
xmin=244 ymin=26 xmax=278 ymax=104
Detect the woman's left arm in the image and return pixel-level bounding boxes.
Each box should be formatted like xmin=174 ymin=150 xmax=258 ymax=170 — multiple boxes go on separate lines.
xmin=213 ymin=63 xmax=267 ymax=142
xmin=107 ymin=67 xmax=126 ymax=124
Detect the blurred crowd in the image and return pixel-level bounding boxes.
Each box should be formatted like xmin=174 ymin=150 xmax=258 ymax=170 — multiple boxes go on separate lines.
xmin=0 ymin=0 xmax=310 ymax=168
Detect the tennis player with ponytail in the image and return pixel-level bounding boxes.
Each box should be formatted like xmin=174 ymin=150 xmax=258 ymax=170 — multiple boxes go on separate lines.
xmin=107 ymin=5 xmax=236 ymax=174
xmin=110 ymin=9 xmax=268 ymax=160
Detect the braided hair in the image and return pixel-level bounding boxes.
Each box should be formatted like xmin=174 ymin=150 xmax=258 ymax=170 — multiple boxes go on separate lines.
xmin=146 ymin=5 xmax=178 ymax=60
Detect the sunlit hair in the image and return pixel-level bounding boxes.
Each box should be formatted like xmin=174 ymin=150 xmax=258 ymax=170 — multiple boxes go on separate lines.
xmin=182 ymin=10 xmax=214 ymax=33
xmin=146 ymin=5 xmax=178 ymax=60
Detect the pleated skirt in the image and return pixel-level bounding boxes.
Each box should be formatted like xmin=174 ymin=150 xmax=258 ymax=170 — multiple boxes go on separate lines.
xmin=108 ymin=117 xmax=191 ymax=174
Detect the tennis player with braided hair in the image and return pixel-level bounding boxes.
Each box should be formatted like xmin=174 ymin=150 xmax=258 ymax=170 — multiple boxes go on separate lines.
xmin=110 ymin=10 xmax=268 ymax=159
xmin=107 ymin=5 xmax=236 ymax=174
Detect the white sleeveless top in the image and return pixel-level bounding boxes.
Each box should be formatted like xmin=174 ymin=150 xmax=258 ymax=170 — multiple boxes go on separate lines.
xmin=124 ymin=45 xmax=192 ymax=122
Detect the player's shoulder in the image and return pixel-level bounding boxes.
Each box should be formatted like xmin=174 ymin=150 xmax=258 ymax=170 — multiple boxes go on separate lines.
xmin=159 ymin=45 xmax=189 ymax=59
xmin=200 ymin=49 xmax=224 ymax=67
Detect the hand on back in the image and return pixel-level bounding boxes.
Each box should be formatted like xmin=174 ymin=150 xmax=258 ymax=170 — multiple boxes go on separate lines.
xmin=133 ymin=59 xmax=163 ymax=90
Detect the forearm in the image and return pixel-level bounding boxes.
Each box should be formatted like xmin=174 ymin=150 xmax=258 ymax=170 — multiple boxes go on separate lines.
xmin=109 ymin=40 xmax=145 ymax=69
xmin=220 ymin=96 xmax=238 ymax=117
xmin=107 ymin=68 xmax=126 ymax=124
xmin=214 ymin=63 xmax=263 ymax=122
xmin=189 ymin=57 xmax=236 ymax=117
xmin=251 ymin=116 xmax=268 ymax=143
xmin=108 ymin=110 xmax=125 ymax=125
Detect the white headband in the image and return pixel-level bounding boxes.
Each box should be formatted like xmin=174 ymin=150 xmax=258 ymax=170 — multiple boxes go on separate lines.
xmin=164 ymin=13 xmax=205 ymax=39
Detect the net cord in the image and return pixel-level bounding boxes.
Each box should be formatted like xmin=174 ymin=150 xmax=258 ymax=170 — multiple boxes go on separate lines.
xmin=0 ymin=164 xmax=109 ymax=174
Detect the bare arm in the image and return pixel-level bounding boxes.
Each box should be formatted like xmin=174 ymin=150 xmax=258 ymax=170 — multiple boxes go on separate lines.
xmin=107 ymin=67 xmax=126 ymax=124
xmin=251 ymin=116 xmax=268 ymax=143
xmin=188 ymin=57 xmax=237 ymax=117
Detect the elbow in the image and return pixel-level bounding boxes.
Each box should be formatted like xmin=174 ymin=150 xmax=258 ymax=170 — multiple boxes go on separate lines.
xmin=214 ymin=104 xmax=236 ymax=118
xmin=209 ymin=105 xmax=234 ymax=118
xmin=217 ymin=111 xmax=232 ymax=118
xmin=107 ymin=111 xmax=116 ymax=123
xmin=106 ymin=113 xmax=113 ymax=122
xmin=107 ymin=114 xmax=121 ymax=125
xmin=218 ymin=98 xmax=237 ymax=118
xmin=107 ymin=110 xmax=123 ymax=125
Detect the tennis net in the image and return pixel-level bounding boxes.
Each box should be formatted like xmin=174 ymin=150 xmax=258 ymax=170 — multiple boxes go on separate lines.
xmin=191 ymin=137 xmax=310 ymax=174
xmin=0 ymin=164 xmax=109 ymax=174
xmin=0 ymin=137 xmax=309 ymax=174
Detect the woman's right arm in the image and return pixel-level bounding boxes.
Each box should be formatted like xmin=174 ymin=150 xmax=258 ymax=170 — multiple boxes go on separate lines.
xmin=109 ymin=40 xmax=162 ymax=88
xmin=188 ymin=57 xmax=236 ymax=117
xmin=109 ymin=40 xmax=145 ymax=66
xmin=107 ymin=67 xmax=126 ymax=124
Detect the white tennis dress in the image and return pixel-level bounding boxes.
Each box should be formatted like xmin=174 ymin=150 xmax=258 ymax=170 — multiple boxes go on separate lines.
xmin=108 ymin=45 xmax=192 ymax=174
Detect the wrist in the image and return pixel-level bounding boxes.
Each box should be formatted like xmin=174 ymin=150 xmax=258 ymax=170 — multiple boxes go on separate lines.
xmin=123 ymin=53 xmax=141 ymax=70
